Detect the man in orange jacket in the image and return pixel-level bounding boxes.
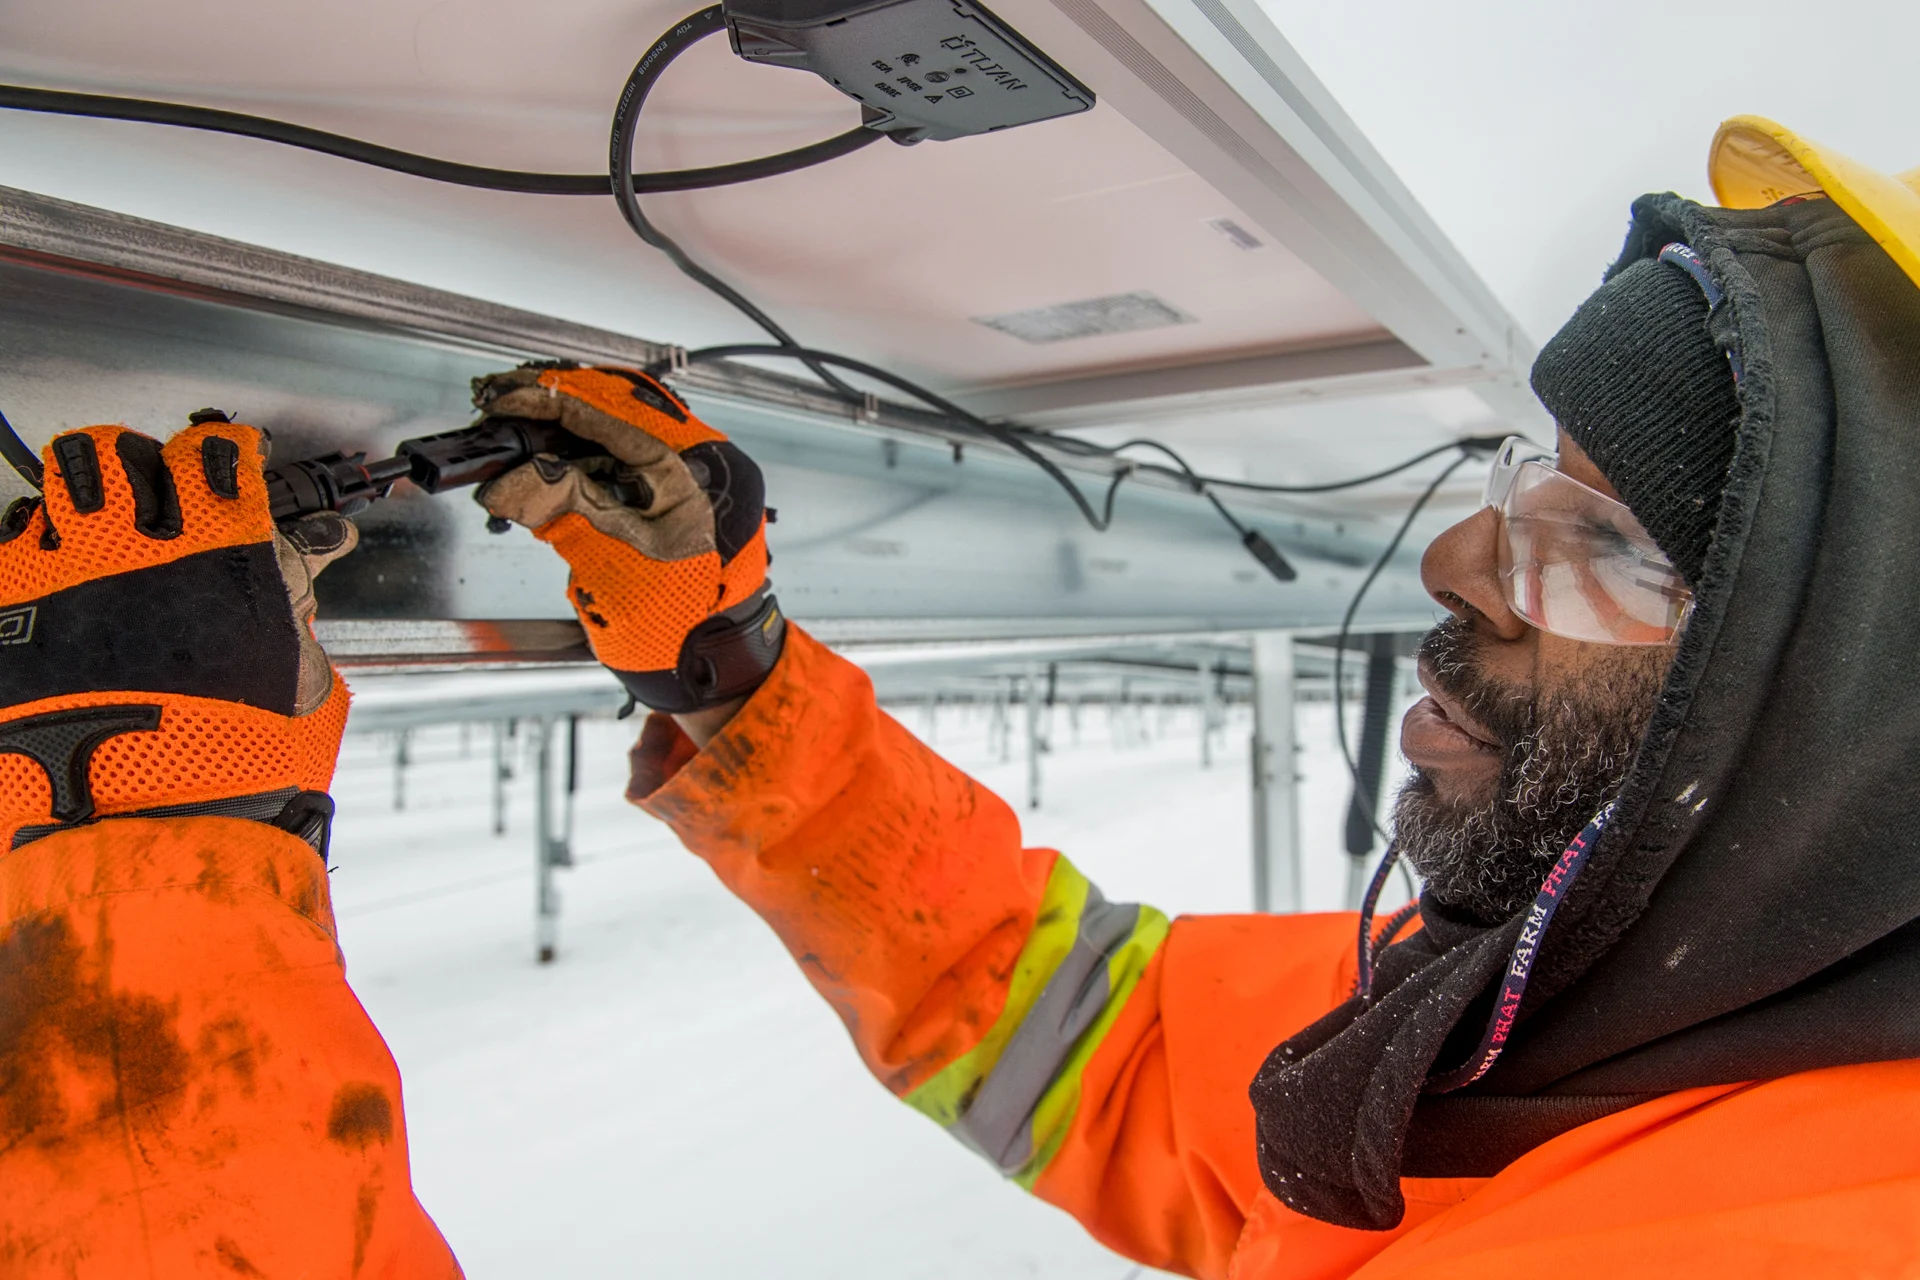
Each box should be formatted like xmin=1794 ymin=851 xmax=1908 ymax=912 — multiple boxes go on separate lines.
xmin=6 ymin=119 xmax=1920 ymax=1277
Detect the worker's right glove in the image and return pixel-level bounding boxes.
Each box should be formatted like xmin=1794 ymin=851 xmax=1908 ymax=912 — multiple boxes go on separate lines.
xmin=473 ymin=363 xmax=785 ymax=714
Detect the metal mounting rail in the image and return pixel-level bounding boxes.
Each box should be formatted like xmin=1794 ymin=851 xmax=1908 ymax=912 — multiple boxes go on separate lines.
xmin=0 ymin=185 xmax=1454 ymax=662
xmin=0 ymin=184 xmax=1182 ymax=494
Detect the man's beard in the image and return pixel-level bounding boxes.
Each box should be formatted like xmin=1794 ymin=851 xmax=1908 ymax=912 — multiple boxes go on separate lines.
xmin=1392 ymin=616 xmax=1670 ymax=924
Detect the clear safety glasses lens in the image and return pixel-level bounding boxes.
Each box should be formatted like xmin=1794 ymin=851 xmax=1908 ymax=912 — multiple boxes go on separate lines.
xmin=1486 ymin=450 xmax=1691 ymax=646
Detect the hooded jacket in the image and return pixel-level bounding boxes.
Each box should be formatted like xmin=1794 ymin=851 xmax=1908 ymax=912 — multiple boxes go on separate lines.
xmin=1249 ymin=190 xmax=1920 ymax=1228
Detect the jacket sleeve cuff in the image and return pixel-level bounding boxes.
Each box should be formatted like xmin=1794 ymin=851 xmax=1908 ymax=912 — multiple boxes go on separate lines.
xmin=625 ymin=624 xmax=875 ymax=851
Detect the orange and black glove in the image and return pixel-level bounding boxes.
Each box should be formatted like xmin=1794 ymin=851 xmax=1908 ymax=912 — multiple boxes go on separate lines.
xmin=473 ymin=363 xmax=785 ymax=713
xmin=0 ymin=416 xmax=355 ymax=854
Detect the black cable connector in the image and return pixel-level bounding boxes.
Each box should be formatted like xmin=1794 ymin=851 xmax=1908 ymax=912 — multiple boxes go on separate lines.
xmin=1241 ymin=529 xmax=1298 ymax=583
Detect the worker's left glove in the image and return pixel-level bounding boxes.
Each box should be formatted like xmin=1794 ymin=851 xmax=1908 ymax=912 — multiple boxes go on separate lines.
xmin=473 ymin=363 xmax=784 ymax=714
xmin=0 ymin=418 xmax=355 ymax=855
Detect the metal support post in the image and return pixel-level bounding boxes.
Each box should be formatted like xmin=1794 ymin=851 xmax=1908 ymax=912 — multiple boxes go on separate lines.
xmin=992 ymin=683 xmax=1010 ymax=762
xmin=391 ymin=730 xmax=411 ymax=812
xmin=1200 ymin=658 xmax=1219 ymax=769
xmin=1344 ymin=633 xmax=1401 ymax=908
xmin=1025 ymin=662 xmax=1044 ymax=811
xmin=1251 ymin=633 xmax=1302 ymax=913
xmin=491 ymin=719 xmax=513 ymax=836
xmin=532 ymin=716 xmax=579 ymax=964
xmin=562 ymin=714 xmax=580 ymax=862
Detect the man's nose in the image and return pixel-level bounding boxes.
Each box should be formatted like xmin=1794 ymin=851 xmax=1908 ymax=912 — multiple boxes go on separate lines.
xmin=1421 ymin=506 xmax=1530 ymax=641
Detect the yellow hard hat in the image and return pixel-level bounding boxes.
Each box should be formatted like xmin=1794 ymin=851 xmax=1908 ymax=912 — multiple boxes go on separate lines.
xmin=1710 ymin=115 xmax=1920 ymax=290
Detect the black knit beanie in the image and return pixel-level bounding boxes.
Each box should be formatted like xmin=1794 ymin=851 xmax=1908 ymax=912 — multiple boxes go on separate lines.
xmin=1530 ymin=254 xmax=1743 ymax=587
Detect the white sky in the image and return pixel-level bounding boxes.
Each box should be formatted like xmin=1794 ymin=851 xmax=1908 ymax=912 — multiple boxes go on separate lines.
xmin=1254 ymin=0 xmax=1920 ymax=345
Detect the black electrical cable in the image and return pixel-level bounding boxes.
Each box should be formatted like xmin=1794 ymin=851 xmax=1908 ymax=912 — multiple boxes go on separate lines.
xmin=666 ymin=344 xmax=1496 ymax=583
xmin=669 ymin=342 xmax=1123 ymax=531
xmin=669 ymin=343 xmax=1287 ymax=576
xmin=610 ymin=8 xmax=861 ymax=402
xmin=1182 ymin=437 xmax=1507 ymax=494
xmin=0 ymin=406 xmax=43 ymax=490
xmin=667 ymin=344 xmax=1491 ymax=565
xmin=1097 ymin=437 xmax=1253 ymax=530
xmin=0 ymin=82 xmax=881 ymax=196
xmin=1036 ymin=432 xmax=1505 ymax=498
xmin=1331 ymin=451 xmax=1473 ymax=861
xmin=1085 ymin=437 xmax=1297 ymax=578
xmin=1101 ymin=434 xmax=1502 ymax=511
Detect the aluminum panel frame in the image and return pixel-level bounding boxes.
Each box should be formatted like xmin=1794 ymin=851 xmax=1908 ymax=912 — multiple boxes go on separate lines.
xmin=973 ymin=0 xmax=1552 ymax=433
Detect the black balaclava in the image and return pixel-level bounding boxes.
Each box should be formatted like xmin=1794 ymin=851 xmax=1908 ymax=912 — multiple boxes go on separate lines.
xmin=1393 ymin=246 xmax=1749 ymax=924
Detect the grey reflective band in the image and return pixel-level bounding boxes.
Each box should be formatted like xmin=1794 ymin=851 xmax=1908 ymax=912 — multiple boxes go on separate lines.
xmin=954 ymin=883 xmax=1141 ymax=1173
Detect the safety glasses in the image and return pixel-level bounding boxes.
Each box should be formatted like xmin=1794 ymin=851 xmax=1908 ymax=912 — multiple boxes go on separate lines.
xmin=1482 ymin=437 xmax=1692 ymax=646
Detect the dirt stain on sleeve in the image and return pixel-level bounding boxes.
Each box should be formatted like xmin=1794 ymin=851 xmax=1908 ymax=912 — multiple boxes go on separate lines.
xmin=213 ymin=1235 xmax=264 ymax=1275
xmin=351 ymin=1180 xmax=380 ymax=1276
xmin=0 ymin=914 xmax=190 ymax=1152
xmin=196 ymin=1015 xmax=261 ymax=1096
xmin=326 ymin=1082 xmax=393 ymax=1151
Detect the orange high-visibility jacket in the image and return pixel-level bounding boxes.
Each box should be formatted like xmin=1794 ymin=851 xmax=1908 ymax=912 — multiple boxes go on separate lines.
xmin=0 ymin=814 xmax=462 ymax=1277
xmin=7 ymin=627 xmax=1920 ymax=1277
xmin=629 ymin=630 xmax=1920 ymax=1278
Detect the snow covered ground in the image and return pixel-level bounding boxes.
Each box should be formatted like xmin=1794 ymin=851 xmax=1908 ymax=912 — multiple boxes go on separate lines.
xmin=327 ymin=679 xmax=1418 ymax=1278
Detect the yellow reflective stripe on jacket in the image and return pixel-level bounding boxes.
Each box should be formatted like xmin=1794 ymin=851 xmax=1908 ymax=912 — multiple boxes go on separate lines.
xmin=903 ymin=853 xmax=1171 ymax=1185
xmin=904 ymin=853 xmax=1091 ymax=1127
